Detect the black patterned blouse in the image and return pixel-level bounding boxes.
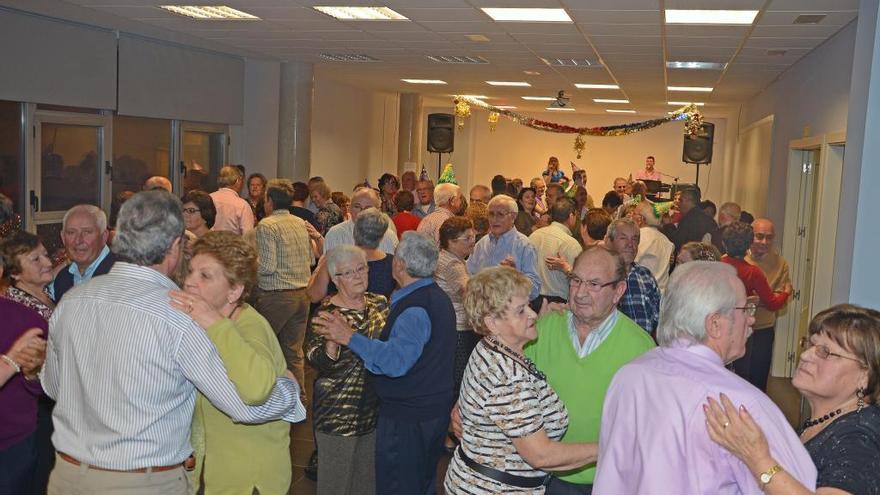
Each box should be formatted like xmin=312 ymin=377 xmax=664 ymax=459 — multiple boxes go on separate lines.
xmin=803 ymin=404 xmax=880 ymax=494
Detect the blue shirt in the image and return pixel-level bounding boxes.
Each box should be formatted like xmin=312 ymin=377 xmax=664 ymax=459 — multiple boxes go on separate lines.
xmin=348 ymin=277 xmax=433 ymax=377
xmin=618 ymin=262 xmax=661 ymax=334
xmin=49 ymin=245 xmax=110 ymax=299
xmin=466 ymin=228 xmax=541 ymax=300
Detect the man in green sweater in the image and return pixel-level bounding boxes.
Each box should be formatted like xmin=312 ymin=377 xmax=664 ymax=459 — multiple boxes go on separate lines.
xmin=525 ymin=246 xmax=655 ymax=494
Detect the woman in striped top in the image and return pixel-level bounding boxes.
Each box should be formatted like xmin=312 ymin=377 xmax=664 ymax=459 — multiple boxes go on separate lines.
xmin=445 ymin=267 xmax=598 ymax=494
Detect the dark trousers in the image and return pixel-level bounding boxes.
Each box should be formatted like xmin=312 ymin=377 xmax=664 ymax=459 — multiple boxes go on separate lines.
xmin=547 ymin=477 xmax=593 ymax=495
xmin=0 ymin=432 xmax=38 ymax=495
xmin=375 ymin=414 xmax=448 ymax=495
xmin=732 ymin=326 xmax=775 ymax=392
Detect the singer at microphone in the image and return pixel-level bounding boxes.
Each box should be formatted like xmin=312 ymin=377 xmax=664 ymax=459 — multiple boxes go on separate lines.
xmin=635 ymin=155 xmax=662 ymax=182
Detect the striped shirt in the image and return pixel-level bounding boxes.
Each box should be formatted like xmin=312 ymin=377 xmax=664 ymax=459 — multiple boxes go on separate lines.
xmin=41 ymin=262 xmax=304 ymax=470
xmin=445 ymin=340 xmax=568 ymax=494
xmin=568 ymin=309 xmax=619 ymax=358
xmin=256 ymin=209 xmax=312 ymax=290
xmin=416 ymin=207 xmax=454 ymax=244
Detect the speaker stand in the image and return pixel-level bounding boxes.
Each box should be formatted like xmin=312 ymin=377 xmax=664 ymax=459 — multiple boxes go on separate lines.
xmin=437 ymin=153 xmax=443 ymax=178
xmin=695 ymin=163 xmax=701 ymax=187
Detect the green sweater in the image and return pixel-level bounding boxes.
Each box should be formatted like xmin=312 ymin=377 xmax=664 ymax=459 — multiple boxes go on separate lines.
xmin=524 ymin=310 xmax=655 ymax=485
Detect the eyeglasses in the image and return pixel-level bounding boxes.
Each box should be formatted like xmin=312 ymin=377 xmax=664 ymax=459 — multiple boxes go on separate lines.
xmin=567 ymin=274 xmax=620 ymax=293
xmin=182 ymin=207 xmax=201 ymax=214
xmin=452 ymin=235 xmax=476 ymax=242
xmin=754 ymin=233 xmax=775 ymax=241
xmin=734 ymin=302 xmax=757 ymax=317
xmin=802 ymin=340 xmax=867 ymax=367
xmin=334 ymin=265 xmax=367 ymax=279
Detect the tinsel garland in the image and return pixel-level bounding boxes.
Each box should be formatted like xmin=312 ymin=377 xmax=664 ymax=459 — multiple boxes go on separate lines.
xmin=453 ymin=95 xmax=704 ymax=159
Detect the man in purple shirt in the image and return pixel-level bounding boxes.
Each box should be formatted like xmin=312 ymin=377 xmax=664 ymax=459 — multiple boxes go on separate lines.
xmin=594 ymin=261 xmax=816 ymax=494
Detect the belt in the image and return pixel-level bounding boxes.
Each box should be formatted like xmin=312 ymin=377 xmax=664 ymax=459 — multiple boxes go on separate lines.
xmin=457 ymin=447 xmax=551 ymax=489
xmin=58 ymin=452 xmax=183 ymax=473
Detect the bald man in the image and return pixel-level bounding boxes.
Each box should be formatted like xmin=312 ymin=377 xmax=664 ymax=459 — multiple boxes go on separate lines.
xmin=143 ymin=176 xmax=172 ymax=192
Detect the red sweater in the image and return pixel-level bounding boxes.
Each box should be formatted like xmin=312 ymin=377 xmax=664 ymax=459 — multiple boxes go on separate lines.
xmin=392 ymin=211 xmax=422 ymax=240
xmin=722 ymin=255 xmax=789 ymax=311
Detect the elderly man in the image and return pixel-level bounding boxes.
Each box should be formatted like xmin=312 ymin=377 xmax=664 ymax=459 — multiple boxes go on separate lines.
xmin=613 ymin=177 xmax=628 ymax=199
xmin=142 ymin=176 xmax=172 ymax=192
xmin=52 ymin=204 xmax=117 ymax=301
xmin=530 ymin=176 xmax=548 ymax=215
xmin=529 ymin=197 xmax=582 ymax=305
xmin=606 ymin=218 xmax=661 ymax=334
xmin=210 ymin=165 xmax=255 ymax=235
xmin=594 ymin=261 xmax=816 ymax=494
xmin=662 ymin=187 xmax=723 ymax=258
xmin=413 ymin=179 xmax=436 ymax=219
xmin=718 ymin=201 xmax=743 ymax=227
xmin=313 ymin=232 xmax=455 ymax=495
xmin=631 ymin=201 xmax=674 ymax=295
xmin=467 ymin=194 xmax=541 ymax=301
xmin=417 ymin=183 xmax=461 ymax=243
xmin=254 ymin=179 xmax=314 ymax=388
xmin=324 ymin=187 xmax=398 ymax=254
xmin=469 ymin=184 xmax=491 ymax=205
xmin=42 ymin=191 xmax=303 ymax=494
xmin=735 ymin=218 xmax=792 ymax=391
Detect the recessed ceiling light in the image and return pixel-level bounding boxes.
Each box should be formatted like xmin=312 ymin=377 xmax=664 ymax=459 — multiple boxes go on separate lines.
xmin=465 ymin=34 xmax=490 ymax=42
xmin=320 ymin=53 xmax=380 ymax=62
xmin=666 ymin=61 xmax=727 ymax=70
xmin=401 ymin=79 xmax=447 ymax=85
xmin=593 ymin=98 xmax=629 ymax=104
xmin=665 ymin=9 xmax=758 ymax=25
xmin=522 ymin=96 xmax=556 ymax=101
xmin=524 ymin=70 xmax=541 ymax=76
xmin=482 ymin=8 xmax=572 ymax=23
xmin=546 ymin=107 xmax=576 ymax=111
xmin=486 ymin=81 xmax=531 ymax=87
xmin=427 ymin=55 xmax=489 ymax=64
xmin=575 ymin=83 xmax=619 ymax=89
xmin=313 ymin=6 xmax=408 ymax=21
xmin=159 ymin=5 xmax=260 ymax=20
xmin=668 ymin=101 xmax=705 ymax=106
xmin=606 ymin=109 xmax=636 ymax=113
xmin=496 ymin=105 xmax=517 ymax=109
xmin=668 ymin=86 xmax=714 ymax=92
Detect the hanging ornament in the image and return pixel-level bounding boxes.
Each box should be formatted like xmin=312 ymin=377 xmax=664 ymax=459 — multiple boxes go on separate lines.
xmin=488 ymin=111 xmax=499 ymax=132
xmin=454 ymin=98 xmax=471 ymax=130
xmin=685 ymin=105 xmax=704 ymax=138
xmin=573 ymin=133 xmax=586 ymax=159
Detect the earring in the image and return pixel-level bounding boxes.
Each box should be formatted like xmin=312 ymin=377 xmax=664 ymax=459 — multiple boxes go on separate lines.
xmin=856 ymin=388 xmax=866 ymax=412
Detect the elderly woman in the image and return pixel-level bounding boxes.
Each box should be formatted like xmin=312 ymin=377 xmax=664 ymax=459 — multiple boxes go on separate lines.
xmin=706 ymin=304 xmax=880 ymax=495
xmin=677 ymin=240 xmax=722 ymax=264
xmin=246 ymin=173 xmax=267 ymax=222
xmin=445 ymin=267 xmax=597 ymax=494
xmin=168 ymin=231 xmax=294 ymax=494
xmin=1 ymin=231 xmax=54 ymax=319
xmin=515 ymin=187 xmax=540 ymax=235
xmin=311 ymin=181 xmax=343 ymax=235
xmin=181 ymin=189 xmax=216 ymax=239
xmin=721 ymin=222 xmax=791 ymax=311
xmin=308 ymin=207 xmax=396 ymax=302
xmin=306 ymin=245 xmax=389 ymax=495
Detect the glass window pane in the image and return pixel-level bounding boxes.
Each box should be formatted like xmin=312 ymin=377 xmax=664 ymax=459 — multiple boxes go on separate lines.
xmin=36 ymin=222 xmax=65 ymax=264
xmin=112 ymin=115 xmax=171 ymax=196
xmin=0 ymin=100 xmax=22 ymax=215
xmin=40 ymin=123 xmax=100 ymax=212
xmin=182 ymin=131 xmax=224 ymax=193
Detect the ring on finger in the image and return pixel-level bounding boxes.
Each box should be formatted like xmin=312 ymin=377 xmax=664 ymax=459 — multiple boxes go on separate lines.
xmin=722 ymin=421 xmax=730 ymax=428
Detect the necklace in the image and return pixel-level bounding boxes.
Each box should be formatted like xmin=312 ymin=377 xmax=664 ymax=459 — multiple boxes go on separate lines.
xmin=485 ymin=336 xmax=546 ymax=381
xmin=801 ymin=408 xmax=843 ymax=430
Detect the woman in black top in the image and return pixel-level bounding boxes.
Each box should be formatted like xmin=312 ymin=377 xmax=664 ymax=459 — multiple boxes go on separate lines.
xmin=705 ymin=304 xmax=880 ymax=495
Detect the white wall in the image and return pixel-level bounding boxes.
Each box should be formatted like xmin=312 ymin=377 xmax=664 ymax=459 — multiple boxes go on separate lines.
xmin=229 ymin=58 xmax=280 ymax=181
xmin=423 ymin=105 xmax=727 ymax=202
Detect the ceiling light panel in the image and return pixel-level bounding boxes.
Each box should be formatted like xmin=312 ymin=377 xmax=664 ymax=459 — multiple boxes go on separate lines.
xmin=546 ymin=107 xmax=575 ymax=111
xmin=593 ymin=98 xmax=629 ymax=104
xmin=522 ymin=96 xmax=556 ymax=101
xmin=401 ymin=79 xmax=446 ymax=84
xmin=482 ymin=8 xmax=572 ymax=23
xmin=465 ymin=34 xmax=490 ymax=42
xmin=486 ymin=81 xmax=531 ymax=87
xmin=427 ymin=55 xmax=489 ymax=64
xmin=665 ymin=10 xmax=759 ymax=25
xmin=320 ymin=53 xmax=380 ymax=62
xmin=606 ymin=109 xmax=636 ymax=113
xmin=495 ymin=106 xmax=517 ymax=109
xmin=575 ymin=83 xmax=619 ymax=89
xmin=668 ymin=86 xmax=714 ymax=92
xmin=159 ymin=6 xmax=260 ymax=20
xmin=668 ymin=101 xmax=705 ymax=106
xmin=313 ymin=6 xmax=408 ymax=21
xmin=666 ymin=61 xmax=727 ymax=70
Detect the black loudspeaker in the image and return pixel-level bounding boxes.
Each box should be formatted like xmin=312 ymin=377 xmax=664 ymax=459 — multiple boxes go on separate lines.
xmin=682 ymin=122 xmax=715 ymax=164
xmin=427 ymin=113 xmax=454 ymax=153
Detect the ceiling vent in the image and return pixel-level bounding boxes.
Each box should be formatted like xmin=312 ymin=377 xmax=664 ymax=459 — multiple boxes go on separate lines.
xmin=319 ymin=53 xmax=380 ymax=62
xmin=793 ymin=14 xmax=826 ymax=24
xmin=766 ymin=49 xmax=788 ymax=56
xmin=427 ymin=55 xmax=489 ymax=64
xmin=543 ymin=58 xmax=602 ymax=68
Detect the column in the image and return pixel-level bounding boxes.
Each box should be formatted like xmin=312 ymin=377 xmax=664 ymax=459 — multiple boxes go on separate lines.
xmin=277 ymin=61 xmax=313 ymax=182
xmin=397 ymin=93 xmax=423 ymax=174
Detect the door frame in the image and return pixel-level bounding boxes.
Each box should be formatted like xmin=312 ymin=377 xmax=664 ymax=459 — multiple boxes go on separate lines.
xmin=175 ymin=121 xmax=229 ymax=192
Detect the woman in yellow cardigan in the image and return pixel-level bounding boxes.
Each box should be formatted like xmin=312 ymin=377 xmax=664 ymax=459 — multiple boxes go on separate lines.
xmin=171 ymin=231 xmax=302 ymax=494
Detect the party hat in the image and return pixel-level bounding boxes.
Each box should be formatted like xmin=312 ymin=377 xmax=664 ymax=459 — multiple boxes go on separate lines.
xmin=651 ymin=200 xmax=675 ymax=218
xmin=419 ymin=165 xmax=429 ymax=181
xmin=438 ymin=163 xmax=458 ymax=185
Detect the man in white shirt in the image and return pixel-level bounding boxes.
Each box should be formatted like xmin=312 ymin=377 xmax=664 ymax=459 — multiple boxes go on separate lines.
xmin=210 ymin=165 xmax=255 ymax=235
xmin=529 ymin=197 xmax=582 ymax=305
xmin=631 ymin=200 xmax=674 ymax=294
xmin=323 ymin=187 xmax=398 ymax=254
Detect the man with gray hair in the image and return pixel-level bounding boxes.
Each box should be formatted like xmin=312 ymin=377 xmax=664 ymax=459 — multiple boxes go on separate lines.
xmin=324 ymin=187 xmax=398 ymax=254
xmin=313 ymin=231 xmax=455 ymax=494
xmin=254 ymin=178 xmax=314 ymax=388
xmin=594 ymin=261 xmax=816 ymax=494
xmin=718 ymin=201 xmax=743 ymax=227
xmin=417 ymin=182 xmax=462 ymax=244
xmin=467 ymin=194 xmax=541 ymax=301
xmin=631 ymin=201 xmax=674 ymax=295
xmin=606 ymin=218 xmax=661 ymax=334
xmin=210 ymin=165 xmax=254 ymax=235
xmin=42 ymin=190 xmax=304 ymax=494
xmin=52 ymin=204 xmax=117 ymax=301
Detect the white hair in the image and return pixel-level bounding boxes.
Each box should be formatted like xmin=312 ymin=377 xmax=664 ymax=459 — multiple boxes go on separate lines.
xmin=112 ymin=191 xmax=184 ymax=266
xmin=396 ymin=231 xmax=439 ymax=278
xmin=325 ymin=245 xmax=367 ymax=284
xmin=63 ymin=204 xmax=108 ymax=232
xmin=434 ymin=183 xmax=461 ymax=207
xmin=656 ymin=261 xmax=739 ymax=346
xmin=488 ymin=194 xmax=517 ymax=214
xmin=352 ymin=187 xmax=381 ymax=208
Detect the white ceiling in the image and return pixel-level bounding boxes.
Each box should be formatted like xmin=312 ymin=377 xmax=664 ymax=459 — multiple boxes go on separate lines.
xmin=53 ymin=0 xmax=859 ymax=116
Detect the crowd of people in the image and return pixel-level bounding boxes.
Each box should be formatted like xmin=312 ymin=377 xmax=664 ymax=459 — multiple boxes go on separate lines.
xmin=0 ymin=156 xmax=878 ymax=495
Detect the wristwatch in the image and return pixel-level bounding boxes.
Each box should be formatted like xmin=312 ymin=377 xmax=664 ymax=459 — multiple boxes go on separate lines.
xmin=759 ymin=464 xmax=782 ymax=486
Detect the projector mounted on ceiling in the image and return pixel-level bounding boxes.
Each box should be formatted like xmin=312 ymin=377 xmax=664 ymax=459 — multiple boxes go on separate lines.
xmin=549 ymin=90 xmax=571 ymax=108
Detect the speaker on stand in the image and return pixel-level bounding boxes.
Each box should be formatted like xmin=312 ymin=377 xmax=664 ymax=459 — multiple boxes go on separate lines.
xmin=427 ymin=113 xmax=454 ymax=177
xmin=682 ymin=122 xmax=715 ymax=186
